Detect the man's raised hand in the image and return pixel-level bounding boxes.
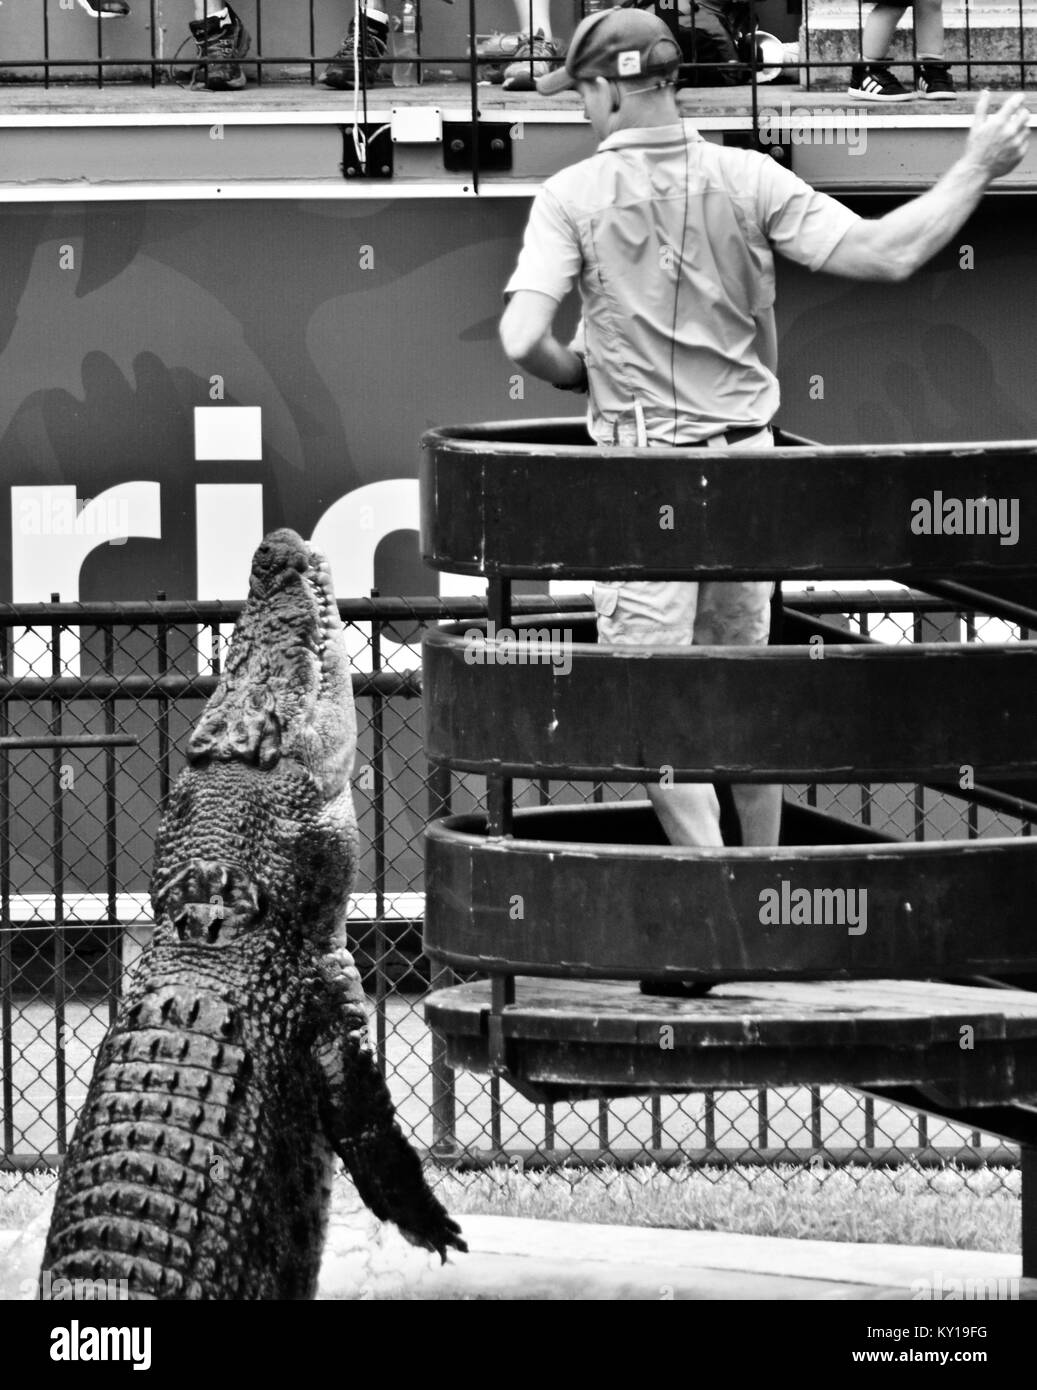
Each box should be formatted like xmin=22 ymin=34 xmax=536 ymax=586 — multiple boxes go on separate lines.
xmin=965 ymin=90 xmax=1030 ymax=182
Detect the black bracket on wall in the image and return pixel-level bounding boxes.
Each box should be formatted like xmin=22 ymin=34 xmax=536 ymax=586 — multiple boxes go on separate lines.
xmin=443 ymin=122 xmax=513 ymax=174
xmin=722 ymin=130 xmax=792 ymax=171
xmin=341 ymin=124 xmax=395 ymax=180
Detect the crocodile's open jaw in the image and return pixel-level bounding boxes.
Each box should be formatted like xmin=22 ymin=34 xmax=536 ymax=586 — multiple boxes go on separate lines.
xmin=186 ymin=529 xmax=355 ymax=800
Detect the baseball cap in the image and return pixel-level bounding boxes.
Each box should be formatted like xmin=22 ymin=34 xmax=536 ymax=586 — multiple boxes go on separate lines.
xmin=536 ymin=7 xmax=681 ymax=96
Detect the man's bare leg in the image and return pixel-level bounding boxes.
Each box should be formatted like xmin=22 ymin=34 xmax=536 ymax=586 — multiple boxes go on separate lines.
xmin=513 ymin=0 xmax=553 ymax=39
xmin=648 ymin=783 xmax=723 ymax=848
xmin=649 ymin=782 xmax=782 ymax=848
xmin=731 ymin=783 xmax=783 ymax=847
xmin=642 ymin=782 xmax=721 ymax=997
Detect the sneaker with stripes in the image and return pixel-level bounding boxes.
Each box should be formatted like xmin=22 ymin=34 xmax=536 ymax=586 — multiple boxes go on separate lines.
xmin=915 ymin=60 xmax=956 ymax=99
xmin=848 ymin=62 xmax=912 ymax=102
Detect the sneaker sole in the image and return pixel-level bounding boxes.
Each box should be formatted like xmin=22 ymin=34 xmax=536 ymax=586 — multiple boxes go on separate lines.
xmin=918 ymin=89 xmax=957 ymax=100
xmin=206 ymin=74 xmax=248 ymax=90
xmin=847 ymin=85 xmax=913 ymax=102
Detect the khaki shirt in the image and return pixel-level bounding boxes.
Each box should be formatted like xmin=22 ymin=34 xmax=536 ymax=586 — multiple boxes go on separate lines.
xmin=505 ymin=120 xmax=860 ymax=445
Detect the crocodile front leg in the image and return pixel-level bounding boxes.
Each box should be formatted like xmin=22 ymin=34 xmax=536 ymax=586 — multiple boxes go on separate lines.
xmin=312 ymin=944 xmax=466 ymax=1263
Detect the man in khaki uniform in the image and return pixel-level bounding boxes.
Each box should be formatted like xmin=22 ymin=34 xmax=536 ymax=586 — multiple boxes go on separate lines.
xmin=501 ymin=7 xmax=1027 ymax=861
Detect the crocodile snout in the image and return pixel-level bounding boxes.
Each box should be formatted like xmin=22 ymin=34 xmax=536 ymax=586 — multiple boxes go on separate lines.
xmin=248 ymin=528 xmax=311 ymax=598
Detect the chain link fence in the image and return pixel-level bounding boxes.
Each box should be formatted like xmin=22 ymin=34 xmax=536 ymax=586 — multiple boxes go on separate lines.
xmin=0 ymin=589 xmax=1030 ymax=1205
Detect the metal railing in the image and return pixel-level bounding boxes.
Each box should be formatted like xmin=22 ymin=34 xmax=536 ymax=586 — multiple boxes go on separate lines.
xmin=4 ymin=2 xmax=1031 ymax=97
xmin=0 ymin=588 xmax=1031 ymax=1194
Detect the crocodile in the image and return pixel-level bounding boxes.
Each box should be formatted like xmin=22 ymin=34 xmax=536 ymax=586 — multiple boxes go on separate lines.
xmin=40 ymin=528 xmax=465 ymax=1300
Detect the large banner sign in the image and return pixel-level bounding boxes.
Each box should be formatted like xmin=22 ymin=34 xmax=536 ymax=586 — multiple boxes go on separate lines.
xmin=0 ymin=196 xmax=1032 ymax=615
xmin=0 ymin=198 xmax=579 ymax=609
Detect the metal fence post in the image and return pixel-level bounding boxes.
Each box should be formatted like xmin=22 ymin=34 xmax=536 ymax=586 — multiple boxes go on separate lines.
xmin=370 ymin=592 xmax=388 ymax=1073
xmin=965 ymin=612 xmax=979 ymax=840
xmin=42 ymin=0 xmax=51 ymax=89
xmin=103 ymin=625 xmax=119 ymax=1021
xmin=810 ymin=1087 xmax=822 ymax=1151
xmin=50 ymin=603 xmax=67 ymax=1153
xmin=1023 ymin=1147 xmax=1037 ymax=1278
xmin=0 ymin=623 xmax=11 ymax=1162
xmin=156 ymin=599 xmax=171 ymax=810
xmin=428 ymin=758 xmax=459 ymax=1157
xmin=485 ymin=578 xmax=515 ymax=1155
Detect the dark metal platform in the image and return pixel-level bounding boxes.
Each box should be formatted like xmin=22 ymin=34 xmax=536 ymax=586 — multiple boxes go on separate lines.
xmin=424 ymin=976 xmax=1037 ymax=1112
xmin=422 ymin=423 xmax=1037 ymax=780
xmin=425 ymin=622 xmax=1037 ymax=783
xmin=421 ymin=423 xmax=1037 ymax=581
xmin=420 ymin=418 xmax=1037 ymax=1276
xmin=424 ymin=803 xmax=1037 ymax=982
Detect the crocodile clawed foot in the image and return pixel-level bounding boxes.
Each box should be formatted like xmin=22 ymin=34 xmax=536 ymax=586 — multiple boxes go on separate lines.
xmin=437 ymin=1217 xmax=469 ymax=1263
xmin=399 ymin=1209 xmax=468 ymax=1263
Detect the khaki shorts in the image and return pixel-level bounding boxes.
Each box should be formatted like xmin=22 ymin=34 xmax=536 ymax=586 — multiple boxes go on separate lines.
xmin=594 ymin=424 xmax=775 ymax=649
xmin=594 ymin=578 xmax=774 ymax=647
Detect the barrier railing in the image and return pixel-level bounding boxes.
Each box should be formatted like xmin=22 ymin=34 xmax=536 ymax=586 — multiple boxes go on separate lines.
xmin=5 ymin=1 xmax=1031 ymax=89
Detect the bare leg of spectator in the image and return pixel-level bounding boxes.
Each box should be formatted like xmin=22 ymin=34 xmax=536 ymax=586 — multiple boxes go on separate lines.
xmin=861 ymin=3 xmax=908 ymax=61
xmin=914 ymin=0 xmax=947 ymax=59
xmin=512 ymin=0 xmax=554 ymax=41
xmin=502 ymin=0 xmax=562 ymax=89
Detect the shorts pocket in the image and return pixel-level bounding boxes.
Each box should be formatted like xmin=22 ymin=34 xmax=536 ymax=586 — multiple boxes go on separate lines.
xmin=593 ymin=582 xmax=620 ymax=619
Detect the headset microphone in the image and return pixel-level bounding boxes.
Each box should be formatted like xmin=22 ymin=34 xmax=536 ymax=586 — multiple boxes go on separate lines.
xmin=620 ymin=79 xmax=675 ymax=96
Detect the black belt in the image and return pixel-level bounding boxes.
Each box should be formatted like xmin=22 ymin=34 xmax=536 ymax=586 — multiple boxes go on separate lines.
xmin=689 ymin=424 xmax=770 ymax=448
xmin=604 ymin=420 xmax=771 ymax=446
